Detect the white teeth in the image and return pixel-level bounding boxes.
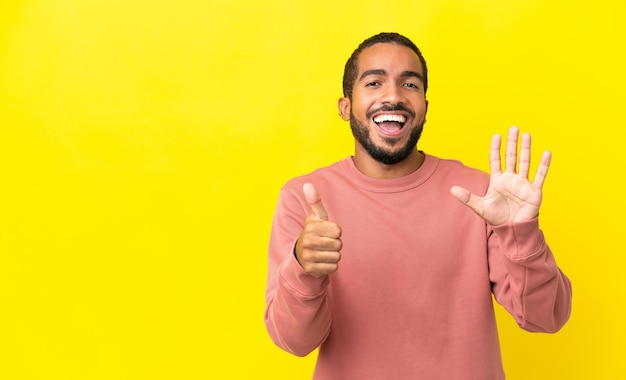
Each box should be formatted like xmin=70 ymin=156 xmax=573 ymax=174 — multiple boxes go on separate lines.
xmin=373 ymin=114 xmax=406 ymax=123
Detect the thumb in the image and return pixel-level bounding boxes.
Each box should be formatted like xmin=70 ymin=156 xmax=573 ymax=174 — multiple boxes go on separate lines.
xmin=450 ymin=185 xmax=471 ymax=204
xmin=303 ymin=182 xmax=329 ymax=220
xmin=450 ymin=185 xmax=481 ymax=213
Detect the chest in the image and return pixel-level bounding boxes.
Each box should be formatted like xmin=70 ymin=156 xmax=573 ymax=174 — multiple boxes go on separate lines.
xmin=327 ymin=187 xmax=489 ymax=288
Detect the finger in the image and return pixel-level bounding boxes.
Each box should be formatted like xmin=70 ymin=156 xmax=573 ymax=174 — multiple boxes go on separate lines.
xmin=310 ymin=250 xmax=342 ymax=264
xmin=450 ymin=186 xmax=484 ymax=216
xmin=489 ymin=133 xmax=502 ymax=174
xmin=518 ymin=132 xmax=531 ymax=178
xmin=303 ymin=182 xmax=328 ymax=220
xmin=306 ymin=262 xmax=339 ymax=278
xmin=533 ymin=150 xmax=552 ymax=189
xmin=505 ymin=126 xmax=520 ymax=173
xmin=450 ymin=186 xmax=471 ymax=204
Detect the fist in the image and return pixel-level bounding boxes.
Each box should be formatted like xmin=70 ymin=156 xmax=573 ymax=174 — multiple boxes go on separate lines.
xmin=295 ymin=183 xmax=343 ymax=278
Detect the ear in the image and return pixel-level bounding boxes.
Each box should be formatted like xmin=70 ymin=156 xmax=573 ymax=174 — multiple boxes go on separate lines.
xmin=338 ymin=97 xmax=351 ymax=121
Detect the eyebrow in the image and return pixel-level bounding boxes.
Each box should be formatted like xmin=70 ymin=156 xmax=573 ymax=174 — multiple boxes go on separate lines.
xmin=359 ymin=69 xmax=423 ymax=81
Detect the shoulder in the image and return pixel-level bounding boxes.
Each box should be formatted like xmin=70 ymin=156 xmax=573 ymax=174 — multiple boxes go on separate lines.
xmin=435 ymin=156 xmax=486 ymax=176
xmin=282 ymin=158 xmax=351 ymax=193
xmin=428 ymin=154 xmax=490 ymax=191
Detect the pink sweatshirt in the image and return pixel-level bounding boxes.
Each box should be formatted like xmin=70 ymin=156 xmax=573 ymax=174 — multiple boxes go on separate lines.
xmin=265 ymin=155 xmax=572 ymax=380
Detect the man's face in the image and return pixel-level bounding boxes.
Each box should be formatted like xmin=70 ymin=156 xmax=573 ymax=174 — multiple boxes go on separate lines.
xmin=339 ymin=43 xmax=428 ymax=165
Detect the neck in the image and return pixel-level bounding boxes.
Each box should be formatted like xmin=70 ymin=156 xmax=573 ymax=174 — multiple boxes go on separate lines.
xmin=352 ymin=148 xmax=425 ymax=179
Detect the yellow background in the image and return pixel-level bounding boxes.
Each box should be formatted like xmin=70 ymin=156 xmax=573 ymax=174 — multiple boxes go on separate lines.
xmin=1 ymin=0 xmax=624 ymax=379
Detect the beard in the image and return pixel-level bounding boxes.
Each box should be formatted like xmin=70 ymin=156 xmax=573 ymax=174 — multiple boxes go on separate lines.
xmin=350 ymin=110 xmax=423 ymax=165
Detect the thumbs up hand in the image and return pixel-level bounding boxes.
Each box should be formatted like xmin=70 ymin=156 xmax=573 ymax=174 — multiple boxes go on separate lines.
xmin=295 ymin=183 xmax=343 ymax=278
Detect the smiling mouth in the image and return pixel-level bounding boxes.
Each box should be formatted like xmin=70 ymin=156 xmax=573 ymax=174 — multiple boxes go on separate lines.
xmin=373 ymin=114 xmax=407 ymax=136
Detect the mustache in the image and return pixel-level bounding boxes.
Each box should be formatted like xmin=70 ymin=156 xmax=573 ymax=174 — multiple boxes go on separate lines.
xmin=366 ymin=104 xmax=415 ymax=119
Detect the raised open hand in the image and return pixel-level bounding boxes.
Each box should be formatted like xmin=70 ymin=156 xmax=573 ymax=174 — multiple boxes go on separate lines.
xmin=450 ymin=126 xmax=551 ymax=226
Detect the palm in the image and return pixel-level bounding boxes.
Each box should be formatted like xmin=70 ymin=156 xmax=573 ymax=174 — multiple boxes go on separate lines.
xmin=451 ymin=127 xmax=551 ymax=226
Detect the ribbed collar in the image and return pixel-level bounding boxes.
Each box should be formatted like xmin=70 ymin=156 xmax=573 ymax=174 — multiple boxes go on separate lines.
xmin=338 ymin=153 xmax=439 ymax=193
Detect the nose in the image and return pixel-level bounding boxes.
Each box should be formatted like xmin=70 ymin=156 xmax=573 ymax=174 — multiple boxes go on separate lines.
xmin=379 ymin=83 xmax=405 ymax=105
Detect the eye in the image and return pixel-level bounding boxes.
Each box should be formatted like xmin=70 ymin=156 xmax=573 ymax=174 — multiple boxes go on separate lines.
xmin=365 ymin=81 xmax=380 ymax=87
xmin=403 ymin=82 xmax=419 ymax=89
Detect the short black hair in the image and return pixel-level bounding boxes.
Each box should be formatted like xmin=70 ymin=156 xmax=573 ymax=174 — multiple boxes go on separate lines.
xmin=342 ymin=32 xmax=428 ymax=99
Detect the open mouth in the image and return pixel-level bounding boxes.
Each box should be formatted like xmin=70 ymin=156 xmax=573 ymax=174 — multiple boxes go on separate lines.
xmin=373 ymin=114 xmax=407 ymax=136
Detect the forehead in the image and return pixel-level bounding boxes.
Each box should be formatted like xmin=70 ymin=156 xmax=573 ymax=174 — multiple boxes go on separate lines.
xmin=356 ymin=43 xmax=423 ymax=77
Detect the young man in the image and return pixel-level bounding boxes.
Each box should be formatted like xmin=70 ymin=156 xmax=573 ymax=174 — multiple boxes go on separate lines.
xmin=264 ymin=32 xmax=572 ymax=379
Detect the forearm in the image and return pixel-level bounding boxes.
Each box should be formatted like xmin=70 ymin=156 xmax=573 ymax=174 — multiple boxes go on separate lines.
xmin=265 ymin=253 xmax=332 ymax=356
xmin=490 ymin=218 xmax=572 ymax=332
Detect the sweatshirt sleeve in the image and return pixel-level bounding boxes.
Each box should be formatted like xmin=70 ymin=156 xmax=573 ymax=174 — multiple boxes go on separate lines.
xmin=488 ymin=217 xmax=572 ymax=333
xmin=264 ymin=187 xmax=332 ymax=356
